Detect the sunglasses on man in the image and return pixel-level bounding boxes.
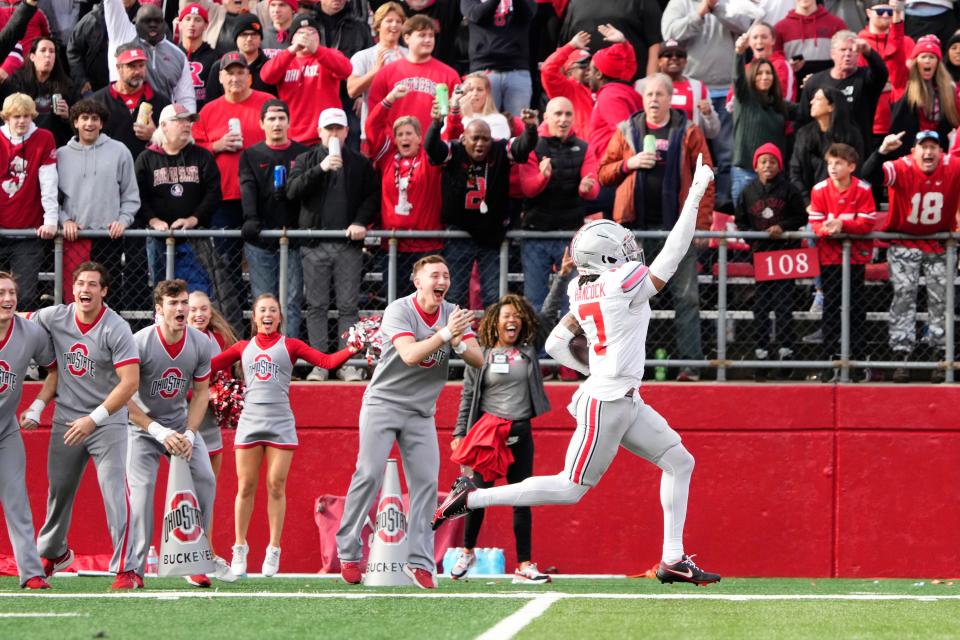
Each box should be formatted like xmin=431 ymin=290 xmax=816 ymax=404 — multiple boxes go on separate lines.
xmin=871 ymin=7 xmax=894 ymax=16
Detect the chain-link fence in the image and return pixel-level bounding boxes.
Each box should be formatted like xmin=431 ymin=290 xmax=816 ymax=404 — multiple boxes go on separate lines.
xmin=12 ymin=227 xmax=958 ymax=383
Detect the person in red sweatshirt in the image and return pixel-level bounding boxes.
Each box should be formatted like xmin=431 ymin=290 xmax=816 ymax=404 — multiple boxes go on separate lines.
xmin=366 ymin=14 xmax=460 ymax=152
xmin=366 ymin=82 xmax=444 ymax=296
xmin=858 ymin=0 xmax=912 ymax=147
xmin=0 ymin=2 xmax=48 ymax=80
xmin=259 ymin=13 xmax=351 ymax=146
xmin=775 ymin=0 xmax=848 ymax=76
xmin=583 ymin=24 xmax=643 ymax=218
xmin=539 ymin=29 xmax=593 ymax=138
xmin=808 ymin=142 xmax=876 ymax=380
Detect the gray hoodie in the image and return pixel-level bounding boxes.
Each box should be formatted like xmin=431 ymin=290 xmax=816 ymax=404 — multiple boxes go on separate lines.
xmin=56 ymin=133 xmax=140 ymax=229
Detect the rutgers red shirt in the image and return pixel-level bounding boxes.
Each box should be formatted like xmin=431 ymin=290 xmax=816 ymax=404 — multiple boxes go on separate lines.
xmin=881 ymin=154 xmax=960 ymax=253
xmin=809 ymin=177 xmax=877 ymax=265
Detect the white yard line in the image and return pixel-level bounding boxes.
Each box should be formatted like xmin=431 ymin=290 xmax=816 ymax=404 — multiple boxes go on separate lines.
xmin=0 ymin=612 xmax=86 ymax=618
xmin=475 ymin=595 xmax=561 ymax=640
xmin=0 ymin=591 xmax=957 ymax=602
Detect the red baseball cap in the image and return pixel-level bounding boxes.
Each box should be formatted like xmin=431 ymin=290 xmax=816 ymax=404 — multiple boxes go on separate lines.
xmin=116 ymin=47 xmax=148 ymax=65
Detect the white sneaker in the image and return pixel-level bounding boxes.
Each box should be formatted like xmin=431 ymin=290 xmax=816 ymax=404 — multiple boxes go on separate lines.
xmin=212 ymin=555 xmax=237 ymax=583
xmin=262 ymin=545 xmax=281 ymax=577
xmin=336 ymin=366 xmax=366 ymax=382
xmin=306 ymin=366 xmax=328 ymax=382
xmin=231 ymin=543 xmax=249 ymax=577
xmin=450 ymin=550 xmax=476 ymax=580
xmin=512 ymin=563 xmax=552 ymax=585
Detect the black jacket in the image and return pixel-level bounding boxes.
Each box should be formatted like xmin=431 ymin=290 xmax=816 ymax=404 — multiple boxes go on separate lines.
xmin=287 ymin=143 xmax=379 ymax=245
xmin=889 ymin=94 xmax=954 ymax=157
xmin=522 ymin=132 xmax=589 ymax=231
xmin=461 ymin=0 xmax=533 ymax=72
xmin=238 ymin=140 xmax=310 ymax=248
xmin=425 ymin=118 xmax=537 ymax=246
xmin=797 ymin=48 xmax=888 ymax=153
xmin=789 ymin=120 xmax=864 ymax=207
xmin=318 ymin=9 xmax=372 ymax=60
xmin=734 ymin=172 xmax=807 ymax=252
xmin=205 ymin=50 xmax=277 ymax=103
xmin=183 ymin=42 xmax=219 ymax=111
xmin=66 ymin=1 xmax=139 ymax=93
xmin=134 ymin=143 xmax=222 ymax=228
xmin=91 ymin=83 xmax=170 ymax=160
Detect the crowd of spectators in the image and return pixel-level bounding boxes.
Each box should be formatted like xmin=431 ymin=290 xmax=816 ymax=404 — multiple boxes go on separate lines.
xmin=0 ymin=0 xmax=956 ymax=382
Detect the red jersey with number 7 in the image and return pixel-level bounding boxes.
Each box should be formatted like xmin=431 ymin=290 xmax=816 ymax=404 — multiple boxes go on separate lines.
xmin=881 ymin=154 xmax=960 ymax=253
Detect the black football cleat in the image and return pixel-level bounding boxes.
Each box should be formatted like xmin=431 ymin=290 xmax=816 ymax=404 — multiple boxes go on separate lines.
xmin=656 ymin=554 xmax=721 ymax=586
xmin=431 ymin=476 xmax=476 ymax=530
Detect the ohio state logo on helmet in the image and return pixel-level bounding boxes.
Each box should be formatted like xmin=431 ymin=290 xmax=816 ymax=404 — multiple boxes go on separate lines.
xmin=0 ymin=360 xmax=16 ymax=394
xmin=375 ymin=496 xmax=407 ymax=544
xmin=163 ymin=490 xmax=204 ymax=543
xmin=64 ymin=342 xmax=95 ymax=378
xmin=151 ymin=367 xmax=188 ymax=399
xmin=250 ymin=353 xmax=280 ymax=381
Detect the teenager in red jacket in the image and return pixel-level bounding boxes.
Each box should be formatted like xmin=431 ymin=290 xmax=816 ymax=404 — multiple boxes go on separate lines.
xmin=367 ymin=14 xmax=459 ymax=152
xmin=775 ymin=0 xmax=847 ymax=76
xmin=259 ymin=13 xmax=351 ymax=145
xmin=858 ymin=0 xmax=913 ymax=145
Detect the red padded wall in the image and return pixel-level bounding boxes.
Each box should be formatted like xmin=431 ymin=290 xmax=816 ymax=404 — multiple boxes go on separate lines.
xmin=1 ymin=383 xmax=957 ymax=577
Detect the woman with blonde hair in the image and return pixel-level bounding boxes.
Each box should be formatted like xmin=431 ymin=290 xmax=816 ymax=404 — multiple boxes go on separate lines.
xmin=186 ymin=290 xmax=238 ymax=580
xmin=451 ymin=72 xmax=517 ymax=141
xmin=890 ymin=35 xmax=959 ymax=154
xmin=211 ymin=294 xmax=364 ymax=577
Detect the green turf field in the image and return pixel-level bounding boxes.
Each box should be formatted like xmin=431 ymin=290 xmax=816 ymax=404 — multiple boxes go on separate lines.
xmin=0 ymin=576 xmax=958 ymax=640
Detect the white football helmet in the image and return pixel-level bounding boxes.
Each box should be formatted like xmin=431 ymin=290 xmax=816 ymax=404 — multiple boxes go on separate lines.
xmin=570 ymin=220 xmax=643 ymax=276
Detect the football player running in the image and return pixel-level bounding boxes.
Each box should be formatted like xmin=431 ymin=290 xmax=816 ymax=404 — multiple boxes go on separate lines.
xmin=433 ymin=155 xmax=721 ymax=586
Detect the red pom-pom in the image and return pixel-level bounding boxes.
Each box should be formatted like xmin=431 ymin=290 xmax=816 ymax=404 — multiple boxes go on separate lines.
xmin=209 ymin=371 xmax=244 ymax=430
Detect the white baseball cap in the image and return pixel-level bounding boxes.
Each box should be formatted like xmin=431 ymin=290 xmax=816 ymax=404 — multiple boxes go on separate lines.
xmin=318 ymin=108 xmax=348 ymax=128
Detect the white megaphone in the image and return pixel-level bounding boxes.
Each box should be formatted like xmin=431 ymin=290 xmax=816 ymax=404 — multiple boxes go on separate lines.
xmin=158 ymin=456 xmax=215 ymax=577
xmin=363 ymin=459 xmax=410 ymax=586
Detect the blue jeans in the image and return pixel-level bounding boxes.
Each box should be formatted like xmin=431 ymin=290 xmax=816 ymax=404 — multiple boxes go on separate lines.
xmin=709 ymin=93 xmax=733 ymax=209
xmin=146 ymin=237 xmax=212 ymax=296
xmin=486 ymin=69 xmax=532 ymax=115
xmin=521 ymin=238 xmax=569 ymax=312
xmin=730 ymin=166 xmax=757 ymax=209
xmin=244 ymin=242 xmax=304 ymax=339
xmin=643 ymin=238 xmax=703 ymax=361
xmin=444 ymin=237 xmax=501 ymax=309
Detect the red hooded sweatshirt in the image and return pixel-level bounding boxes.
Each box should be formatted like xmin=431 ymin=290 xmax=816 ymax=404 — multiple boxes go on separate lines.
xmin=774 ymin=6 xmax=847 ymax=69
xmin=541 ymin=43 xmax=595 ymax=138
xmin=858 ymin=22 xmax=914 ymax=135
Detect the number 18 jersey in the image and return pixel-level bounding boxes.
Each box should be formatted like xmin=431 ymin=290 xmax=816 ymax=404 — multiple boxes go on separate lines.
xmin=882 ymin=154 xmax=960 ymax=253
xmin=568 ymin=261 xmax=653 ymax=400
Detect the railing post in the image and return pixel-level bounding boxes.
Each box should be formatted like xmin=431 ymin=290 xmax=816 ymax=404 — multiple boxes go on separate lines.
xmin=53 ymin=235 xmax=63 ymax=305
xmin=499 ymin=238 xmax=509 ymax=298
xmin=278 ymin=231 xmax=289 ymax=321
xmin=840 ymin=239 xmax=851 ymax=383
xmin=945 ymin=237 xmax=956 ymax=383
xmin=165 ymin=235 xmax=175 ymax=280
xmin=716 ymin=234 xmax=728 ymax=382
xmin=387 ymin=237 xmax=398 ymax=304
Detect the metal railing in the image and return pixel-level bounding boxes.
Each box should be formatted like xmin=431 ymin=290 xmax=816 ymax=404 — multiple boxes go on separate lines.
xmin=5 ymin=227 xmax=955 ymax=382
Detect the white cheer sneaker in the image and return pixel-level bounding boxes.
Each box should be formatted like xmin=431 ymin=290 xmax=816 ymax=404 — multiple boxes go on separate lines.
xmin=231 ymin=543 xmax=249 ymax=577
xmin=262 ymin=546 xmax=281 ymax=577
xmin=212 ymin=555 xmax=238 ymax=583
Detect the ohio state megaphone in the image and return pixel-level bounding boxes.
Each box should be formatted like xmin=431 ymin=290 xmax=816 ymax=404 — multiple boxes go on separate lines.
xmin=158 ymin=456 xmax=214 ymax=577
xmin=364 ymin=459 xmax=409 ymax=586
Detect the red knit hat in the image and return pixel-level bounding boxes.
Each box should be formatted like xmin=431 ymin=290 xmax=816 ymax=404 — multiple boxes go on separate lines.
xmin=753 ymin=142 xmax=783 ymax=170
xmin=178 ymin=3 xmax=208 ymax=22
xmin=592 ymin=43 xmax=637 ymax=82
xmin=910 ymin=35 xmax=942 ymax=61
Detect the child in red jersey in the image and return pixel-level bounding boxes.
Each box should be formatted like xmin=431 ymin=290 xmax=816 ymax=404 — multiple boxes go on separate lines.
xmin=809 ymin=143 xmax=877 ymax=379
